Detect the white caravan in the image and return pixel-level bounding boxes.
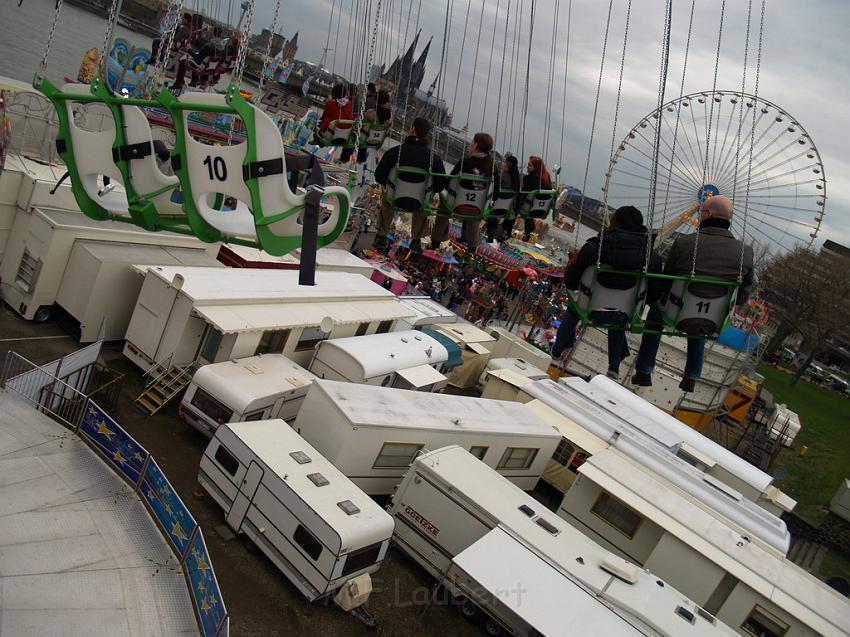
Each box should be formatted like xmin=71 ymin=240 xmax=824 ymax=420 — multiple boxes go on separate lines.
xmin=485 ymin=326 xmax=552 ymax=371
xmin=293 ymin=379 xmax=560 ymax=495
xmin=309 ymin=330 xmax=449 ymax=392
xmin=477 ymin=357 xmax=549 ymax=392
xmin=395 ymin=296 xmax=459 ymax=331
xmin=180 ymin=354 xmax=317 ymax=437
xmin=389 ymin=446 xmax=738 ymax=637
xmin=199 ymin=420 xmax=394 ymax=604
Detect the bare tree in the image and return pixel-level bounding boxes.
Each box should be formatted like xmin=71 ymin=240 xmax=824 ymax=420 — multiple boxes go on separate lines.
xmin=761 ymin=247 xmax=850 ymax=385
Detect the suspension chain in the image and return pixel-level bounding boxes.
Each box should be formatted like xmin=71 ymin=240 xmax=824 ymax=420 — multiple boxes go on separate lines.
xmin=257 ymin=0 xmax=281 ymax=97
xmin=152 ymin=0 xmax=186 ymax=93
xmin=37 ymin=0 xmax=66 ymax=81
xmin=232 ymin=0 xmax=256 ymax=86
xmin=352 ymin=0 xmax=383 ymax=155
xmin=100 ymin=0 xmax=123 ymax=71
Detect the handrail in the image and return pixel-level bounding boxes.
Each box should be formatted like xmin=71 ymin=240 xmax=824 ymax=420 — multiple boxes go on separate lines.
xmin=143 ymin=351 xmax=174 ymax=388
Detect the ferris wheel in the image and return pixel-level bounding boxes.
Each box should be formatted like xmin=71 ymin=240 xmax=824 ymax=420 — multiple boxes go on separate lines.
xmin=602 ymin=90 xmax=827 ymax=253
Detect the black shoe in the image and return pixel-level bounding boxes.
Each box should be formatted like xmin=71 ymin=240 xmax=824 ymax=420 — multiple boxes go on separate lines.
xmin=679 ymin=377 xmax=696 ymax=392
xmin=429 ymin=239 xmax=440 ymax=251
xmin=631 ymin=371 xmax=652 ymax=387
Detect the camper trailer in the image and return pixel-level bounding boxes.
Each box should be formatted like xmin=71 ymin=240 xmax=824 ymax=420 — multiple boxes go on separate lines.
xmin=480 ymin=368 xmax=536 ymax=401
xmin=199 ymin=420 xmax=394 ymax=604
xmin=395 ymin=296 xmax=459 ymax=331
xmin=0 ymin=206 xmax=219 ymax=335
xmin=122 ymin=266 xmax=414 ymax=371
xmin=766 ymin=404 xmax=802 ymax=446
xmin=218 ymin=244 xmax=376 ymax=278
xmin=485 ymin=326 xmax=552 ymax=371
xmin=430 ymin=323 xmax=496 ymax=389
xmin=309 ymin=330 xmax=450 ymax=392
xmin=389 ymin=446 xmax=739 ymax=637
xmin=293 ymin=380 xmax=560 ymax=495
xmin=476 ymin=357 xmax=550 ymax=392
xmin=180 ymin=354 xmax=318 ymax=437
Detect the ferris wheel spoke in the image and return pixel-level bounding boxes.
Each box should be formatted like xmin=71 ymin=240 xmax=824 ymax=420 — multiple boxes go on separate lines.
xmin=661 ymin=109 xmax=706 ymax=184
xmin=708 ymin=98 xmax=728 ymax=183
xmin=712 ymin=109 xmax=770 ymax=188
xmin=629 ymin=127 xmax=704 ymax=192
xmin=656 ymin=115 xmax=707 ymax=188
xmin=743 ymin=161 xmax=821 ymax=194
xmin=731 ymin=215 xmax=801 ymax=252
xmin=606 ymin=168 xmax=695 ymax=197
xmin=615 ymin=146 xmax=702 ymax=197
xmin=742 ymin=203 xmax=820 ymax=230
xmin=718 ymin=144 xmax=809 ymax=195
xmin=711 ymin=100 xmax=745 ymax=186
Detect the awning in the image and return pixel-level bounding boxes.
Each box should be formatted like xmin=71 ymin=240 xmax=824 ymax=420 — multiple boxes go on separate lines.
xmin=422 ymin=329 xmax=463 ymax=369
xmin=395 ymin=364 xmax=447 ymax=389
xmin=195 ymin=300 xmax=414 ymax=334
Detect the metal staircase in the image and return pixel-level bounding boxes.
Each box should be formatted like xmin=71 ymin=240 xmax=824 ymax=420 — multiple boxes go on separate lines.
xmin=134 ymin=355 xmax=196 ymax=415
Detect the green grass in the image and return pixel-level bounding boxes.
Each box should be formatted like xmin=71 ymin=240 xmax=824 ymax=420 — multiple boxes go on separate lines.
xmin=819 ymin=549 xmax=850 ymax=584
xmin=757 ymin=364 xmax=850 ymax=525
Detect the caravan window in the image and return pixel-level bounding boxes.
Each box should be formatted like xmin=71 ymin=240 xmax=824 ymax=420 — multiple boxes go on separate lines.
xmin=191 ymin=388 xmax=233 ymax=425
xmin=497 ymin=447 xmax=539 ymax=470
xmin=591 ymin=492 xmax=643 ymax=539
xmin=255 ymin=329 xmax=290 ymax=355
xmin=200 ymin=328 xmax=223 ymax=363
xmin=741 ymin=606 xmax=789 ymax=637
xmin=293 ymin=524 xmax=323 ymax=561
xmin=373 ymin=442 xmax=424 ymax=468
xmin=342 ymin=542 xmax=382 ymax=577
xmin=213 ymin=445 xmax=239 ymax=477
xmin=15 ymin=249 xmax=42 ymax=292
xmin=376 ymin=320 xmax=393 ymax=334
xmin=295 ymin=326 xmax=329 ymax=352
xmin=552 ymin=439 xmax=576 ymax=467
xmin=243 ymin=411 xmax=265 ymax=421
xmin=355 ymin=322 xmax=369 ymax=336
xmin=469 ymin=446 xmax=488 ymax=460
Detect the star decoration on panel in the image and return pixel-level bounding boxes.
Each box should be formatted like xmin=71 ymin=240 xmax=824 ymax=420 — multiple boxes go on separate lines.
xmin=80 ymin=400 xmax=148 ymax=484
xmin=139 ymin=457 xmax=197 ymax=556
xmin=186 ymin=529 xmax=227 ymax=635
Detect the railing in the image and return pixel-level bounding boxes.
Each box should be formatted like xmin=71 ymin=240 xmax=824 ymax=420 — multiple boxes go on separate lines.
xmin=143 ymin=351 xmax=175 ymax=388
xmin=1 ymin=351 xmax=228 ymax=637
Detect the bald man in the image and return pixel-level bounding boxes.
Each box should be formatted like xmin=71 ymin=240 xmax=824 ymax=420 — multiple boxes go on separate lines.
xmin=632 ymin=195 xmax=754 ymax=392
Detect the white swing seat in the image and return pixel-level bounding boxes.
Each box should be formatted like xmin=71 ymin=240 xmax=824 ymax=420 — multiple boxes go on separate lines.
xmin=61 ymin=83 xmax=129 ymax=217
xmin=442 ymin=174 xmax=492 ymax=219
xmin=576 ymin=265 xmax=647 ymax=319
xmin=658 ymin=278 xmax=737 ymax=336
xmin=119 ymin=105 xmax=184 ymax=218
xmin=322 ymin=119 xmax=356 ymax=147
xmin=523 ymin=189 xmax=557 ymax=219
xmin=384 ymin=167 xmax=432 ymax=213
xmin=364 ymin=122 xmax=390 ymax=148
xmin=490 ymin=190 xmax=517 ymax=217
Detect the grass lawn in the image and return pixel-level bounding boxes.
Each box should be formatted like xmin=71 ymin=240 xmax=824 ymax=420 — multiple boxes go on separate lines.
xmin=757 ymin=364 xmax=850 ymax=525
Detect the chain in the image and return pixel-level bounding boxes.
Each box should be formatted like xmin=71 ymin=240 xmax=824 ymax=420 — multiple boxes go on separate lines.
xmin=729 ymin=0 xmax=753 ymax=226
xmin=596 ymin=0 xmax=632 ymax=267
xmin=257 ymin=0 xmax=281 ymax=97
xmin=352 ymin=0 xmax=383 ymax=155
xmin=492 ymin=0 xmax=511 ymax=182
xmin=739 ymin=0 xmax=766 ymax=280
xmin=232 ymin=0 xmax=256 ymax=86
xmin=38 ymin=0 xmax=66 ymax=79
xmin=692 ymin=0 xmax=726 ymax=277
xmin=479 ymin=0 xmax=501 ymax=131
xmin=646 ymin=0 xmax=672 ymax=236
xmin=574 ymin=0 xmax=613 ymax=251
xmin=394 ymin=0 xmax=423 ymax=168
xmin=152 ymin=0 xmax=186 ymax=93
xmin=100 ymin=0 xmax=123 ymax=69
xmin=557 ymin=0 xmax=571 ymax=176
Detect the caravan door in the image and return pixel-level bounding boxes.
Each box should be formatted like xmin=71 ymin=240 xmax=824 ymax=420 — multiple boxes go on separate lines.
xmin=226 ymin=460 xmax=264 ymax=532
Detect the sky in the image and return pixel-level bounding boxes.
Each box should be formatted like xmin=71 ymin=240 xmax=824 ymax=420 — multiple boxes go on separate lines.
xmin=166 ymin=1 xmax=850 ymax=250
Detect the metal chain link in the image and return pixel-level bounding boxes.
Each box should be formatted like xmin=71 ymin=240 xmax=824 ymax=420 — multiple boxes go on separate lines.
xmin=646 ymin=0 xmax=672 ymax=236
xmin=739 ymin=0 xmax=766 ymax=280
xmin=232 ymin=0 xmax=256 ymax=86
xmin=729 ymin=0 xmax=753 ymax=227
xmin=100 ymin=0 xmax=123 ymax=69
xmin=152 ymin=0 xmax=186 ymax=93
xmin=491 ymin=0 xmax=512 ymax=182
xmin=596 ymin=0 xmax=632 ymax=267
xmin=257 ymin=0 xmax=281 ymax=98
xmin=394 ymin=0 xmax=423 ymax=170
xmin=351 ymin=0 xmax=383 ymax=157
xmin=692 ymin=0 xmax=726 ymax=277
xmin=37 ymin=0 xmax=66 ymax=79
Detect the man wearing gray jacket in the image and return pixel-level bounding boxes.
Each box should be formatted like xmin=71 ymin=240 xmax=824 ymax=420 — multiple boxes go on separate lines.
xmin=631 ymin=195 xmax=753 ymax=392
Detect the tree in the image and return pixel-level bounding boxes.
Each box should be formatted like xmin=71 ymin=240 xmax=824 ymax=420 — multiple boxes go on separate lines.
xmin=760 ymin=246 xmax=850 ymax=385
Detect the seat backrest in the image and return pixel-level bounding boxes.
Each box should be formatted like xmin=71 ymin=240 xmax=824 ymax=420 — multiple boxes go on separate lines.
xmin=365 ymin=123 xmax=390 ymax=148
xmin=576 ymin=265 xmax=646 ymax=318
xmin=660 ymin=278 xmax=736 ymax=336
xmin=444 ymin=174 xmax=491 ymax=220
xmin=385 ymin=166 xmax=432 ymax=213
xmin=490 ymin=190 xmax=517 ymax=217
xmin=522 ymin=189 xmax=556 ymax=219
xmin=325 ymin=119 xmax=356 ymax=147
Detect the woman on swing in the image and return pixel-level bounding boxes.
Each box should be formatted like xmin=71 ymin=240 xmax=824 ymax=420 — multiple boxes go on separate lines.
xmin=520 ymin=156 xmax=552 ymax=242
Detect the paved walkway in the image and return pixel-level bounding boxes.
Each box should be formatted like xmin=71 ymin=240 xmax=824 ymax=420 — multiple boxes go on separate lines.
xmin=0 ymin=391 xmax=198 ymax=636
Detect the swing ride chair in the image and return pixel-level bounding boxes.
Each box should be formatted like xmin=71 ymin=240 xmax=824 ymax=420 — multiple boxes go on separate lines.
xmin=438 ymin=173 xmax=493 ymax=221
xmin=489 ymin=189 xmax=519 ymax=220
xmin=32 ymin=0 xmax=351 ymax=257
xmin=382 ymin=166 xmax=434 ymax=215
xmin=517 ymin=188 xmax=557 ymax=220
xmin=317 ymin=119 xmax=390 ymax=151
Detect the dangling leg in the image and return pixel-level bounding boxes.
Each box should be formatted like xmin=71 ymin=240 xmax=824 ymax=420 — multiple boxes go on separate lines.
xmin=632 ymin=308 xmax=663 ymax=387
xmin=551 ymin=306 xmax=582 ymax=360
xmin=680 ymin=337 xmax=706 ymax=392
xmin=373 ymin=201 xmax=394 ymax=251
xmin=410 ymin=212 xmax=430 ymax=252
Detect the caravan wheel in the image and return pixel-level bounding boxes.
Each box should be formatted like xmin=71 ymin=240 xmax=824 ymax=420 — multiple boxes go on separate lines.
xmin=459 ymin=598 xmax=481 ymax=622
xmin=483 ymin=617 xmax=504 ymax=636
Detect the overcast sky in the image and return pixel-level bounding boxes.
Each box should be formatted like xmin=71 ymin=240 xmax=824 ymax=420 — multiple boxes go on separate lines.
xmin=214 ymin=0 xmax=846 ymax=249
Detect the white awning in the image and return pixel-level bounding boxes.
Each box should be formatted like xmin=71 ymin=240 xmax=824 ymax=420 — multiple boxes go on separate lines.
xmin=195 ymin=300 xmax=414 ymax=334
xmin=395 ymin=364 xmax=447 ymax=389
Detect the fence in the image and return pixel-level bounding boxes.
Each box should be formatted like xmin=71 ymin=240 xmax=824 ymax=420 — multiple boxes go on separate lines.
xmin=1 ymin=351 xmax=228 ymax=637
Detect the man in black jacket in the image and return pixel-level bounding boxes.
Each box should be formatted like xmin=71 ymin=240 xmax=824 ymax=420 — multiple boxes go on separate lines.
xmin=551 ymin=206 xmax=662 ymax=378
xmin=373 ymin=118 xmax=448 ymax=252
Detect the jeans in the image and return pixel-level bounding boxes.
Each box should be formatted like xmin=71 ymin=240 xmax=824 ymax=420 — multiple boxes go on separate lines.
xmin=340 ymin=146 xmax=368 ymax=163
xmin=635 ymin=307 xmax=706 ymax=379
xmin=552 ymin=307 xmax=630 ymax=372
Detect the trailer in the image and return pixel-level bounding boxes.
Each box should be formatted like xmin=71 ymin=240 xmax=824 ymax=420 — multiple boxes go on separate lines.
xmin=367 ymin=260 xmax=409 ymax=295
xmin=199 ymin=420 xmax=393 ymax=607
xmin=395 ymin=296 xmax=459 ymax=331
xmin=218 ymin=244 xmax=376 ymax=279
xmin=389 ymin=446 xmax=738 ymax=637
xmin=293 ymin=379 xmax=560 ymax=495
xmin=430 ymin=323 xmax=496 ymax=389
xmin=0 ymin=207 xmax=219 ymax=331
xmin=480 ymin=368 xmax=536 ymax=401
xmin=122 ymin=266 xmax=415 ymax=371
xmin=476 ymin=357 xmax=549 ymax=392
xmin=485 ymin=326 xmax=552 ymax=371
xmin=180 ymin=354 xmax=318 ymax=437
xmin=309 ymin=330 xmax=450 ymax=392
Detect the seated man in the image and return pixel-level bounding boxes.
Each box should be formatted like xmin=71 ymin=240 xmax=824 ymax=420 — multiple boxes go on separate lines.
xmin=373 ymin=117 xmax=448 ymax=252
xmin=551 ymin=206 xmax=662 ymax=379
xmin=631 ymin=195 xmax=753 ymax=392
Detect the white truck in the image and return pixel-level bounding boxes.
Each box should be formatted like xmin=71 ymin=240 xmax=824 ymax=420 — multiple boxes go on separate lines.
xmin=293 ymin=379 xmax=560 ymax=495
xmin=199 ymin=420 xmax=394 ymax=610
xmin=309 ymin=330 xmax=449 ymax=392
xmin=179 ymin=354 xmax=317 ymax=437
xmin=389 ymin=446 xmax=739 ymax=637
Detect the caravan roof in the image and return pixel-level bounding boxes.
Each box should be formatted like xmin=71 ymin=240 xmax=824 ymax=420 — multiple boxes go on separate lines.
xmin=317 ymin=330 xmax=448 ymax=378
xmin=220 ymin=245 xmax=375 ymax=276
xmin=309 ymin=380 xmax=556 ymax=437
xmin=190 ymin=354 xmax=317 ymax=414
xmin=398 ymin=296 xmax=459 ymax=326
xmin=432 ymin=322 xmax=496 ymax=345
xmin=222 ymin=420 xmax=393 ymax=547
xmin=580 ymin=449 xmax=850 ymax=637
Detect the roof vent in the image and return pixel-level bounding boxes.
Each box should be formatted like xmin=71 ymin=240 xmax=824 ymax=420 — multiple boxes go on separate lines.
xmin=675 ymin=606 xmax=696 ymax=625
xmin=338 ymin=500 xmax=360 ymax=515
xmin=518 ymin=504 xmax=535 ymax=517
xmin=307 ymin=473 xmax=329 ymax=487
xmin=696 ymin=607 xmax=717 ymax=625
xmin=289 ymin=451 xmax=312 ymax=464
xmin=401 ymin=337 xmax=409 ymax=343
xmin=599 ymin=557 xmax=638 ymax=583
xmin=535 ymin=518 xmax=560 ymax=536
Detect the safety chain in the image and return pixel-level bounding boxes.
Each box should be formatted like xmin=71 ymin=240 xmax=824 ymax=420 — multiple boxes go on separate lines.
xmin=729 ymin=0 xmax=753 ymax=222
xmin=37 ymin=0 xmax=66 ymax=81
xmin=257 ymin=0 xmax=281 ymax=98
xmin=100 ymin=0 xmax=123 ymax=70
xmin=232 ymin=0 xmax=256 ymax=86
xmin=152 ymin=0 xmax=186 ymax=94
xmin=646 ymin=0 xmax=673 ymax=239
xmin=492 ymin=0 xmax=511 ymax=183
xmin=352 ymin=0 xmax=383 ymax=156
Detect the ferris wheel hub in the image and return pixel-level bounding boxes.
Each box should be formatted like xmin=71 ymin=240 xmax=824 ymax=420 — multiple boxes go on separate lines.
xmin=698 ymin=184 xmax=720 ymax=203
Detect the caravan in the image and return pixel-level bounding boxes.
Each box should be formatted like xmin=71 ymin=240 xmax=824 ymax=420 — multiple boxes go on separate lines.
xmin=293 ymin=380 xmax=560 ymax=495
xmin=199 ymin=420 xmax=394 ymax=604
xmin=485 ymin=326 xmax=552 ymax=371
xmin=477 ymin=357 xmax=550 ymax=392
xmin=179 ymin=354 xmax=317 ymax=437
xmin=429 ymin=323 xmax=496 ymax=390
xmin=308 ymin=330 xmax=452 ymax=392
